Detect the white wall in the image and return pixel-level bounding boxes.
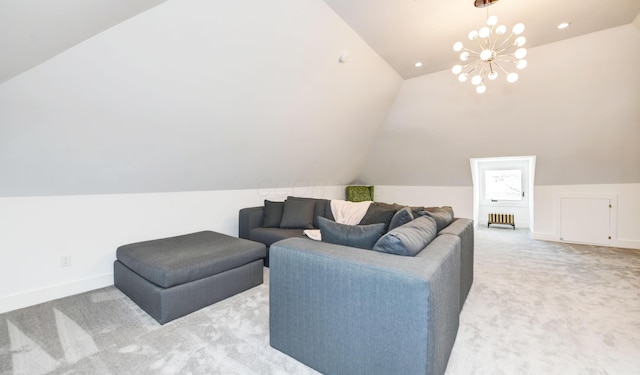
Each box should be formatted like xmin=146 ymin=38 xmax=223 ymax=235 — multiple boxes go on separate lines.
xmin=0 ymin=185 xmax=346 ymax=313
xmin=534 ymin=183 xmax=640 ymax=250
xmin=0 ymin=0 xmax=401 ymax=197
xmin=357 ymin=25 xmax=639 ymax=249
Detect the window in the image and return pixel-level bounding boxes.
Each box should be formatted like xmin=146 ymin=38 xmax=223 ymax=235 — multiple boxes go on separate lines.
xmin=484 ymin=169 xmax=523 ymax=201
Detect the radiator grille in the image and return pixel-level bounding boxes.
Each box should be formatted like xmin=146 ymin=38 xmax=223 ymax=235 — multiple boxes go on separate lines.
xmin=488 ymin=213 xmax=515 ymax=229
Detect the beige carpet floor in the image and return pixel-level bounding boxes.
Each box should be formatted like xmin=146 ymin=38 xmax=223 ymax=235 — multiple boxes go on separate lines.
xmin=1 ymin=227 xmax=638 ymax=374
xmin=447 ymin=228 xmax=640 ymax=375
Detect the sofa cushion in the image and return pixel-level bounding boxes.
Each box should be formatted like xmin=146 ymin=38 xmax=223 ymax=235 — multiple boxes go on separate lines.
xmin=280 ymin=198 xmax=315 ymax=229
xmin=358 ymin=204 xmax=396 ymax=230
xmin=263 ymin=200 xmax=284 ymax=228
xmin=116 ymin=231 xmax=266 ymax=288
xmin=388 ymin=207 xmax=414 ymax=232
xmin=418 ymin=208 xmax=453 ymax=231
xmin=317 ymin=217 xmax=385 ymax=250
xmin=423 ymin=206 xmax=454 ymax=218
xmin=373 ymin=201 xmax=403 ymax=211
xmin=250 ymin=227 xmax=306 ymax=247
xmin=286 ymin=196 xmax=333 ymax=228
xmin=312 ymin=198 xmax=334 ymax=227
xmin=372 ymin=216 xmax=437 ymax=256
xmin=374 ymin=202 xmax=425 ymax=218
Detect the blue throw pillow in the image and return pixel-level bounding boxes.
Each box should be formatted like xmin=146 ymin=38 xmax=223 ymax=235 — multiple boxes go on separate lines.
xmin=388 ymin=206 xmax=414 ymax=232
xmin=317 ymin=217 xmax=386 ymax=250
xmin=359 ymin=204 xmax=396 ymax=231
xmin=417 ymin=208 xmax=453 ymax=231
xmin=372 ymin=216 xmax=437 ymax=256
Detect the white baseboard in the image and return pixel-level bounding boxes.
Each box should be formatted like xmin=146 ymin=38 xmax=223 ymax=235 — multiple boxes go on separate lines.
xmin=612 ymin=239 xmax=640 ymax=250
xmin=0 ymin=273 xmax=113 ymax=314
xmin=533 ymin=232 xmax=640 ymax=251
xmin=532 ymin=232 xmax=557 ymax=242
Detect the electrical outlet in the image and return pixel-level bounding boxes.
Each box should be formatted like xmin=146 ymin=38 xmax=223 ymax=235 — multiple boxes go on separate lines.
xmin=60 ymin=255 xmax=71 ymax=267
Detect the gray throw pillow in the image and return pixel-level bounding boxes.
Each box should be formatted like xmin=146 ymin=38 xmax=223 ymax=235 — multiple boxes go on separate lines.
xmin=280 ymin=198 xmax=315 ymax=229
xmin=286 ymin=196 xmax=333 ymax=228
xmin=374 ymin=202 xmax=424 ymax=218
xmin=418 ymin=208 xmax=453 ymax=231
xmin=263 ymin=200 xmax=284 ymax=228
xmin=372 ymin=216 xmax=437 ymax=256
xmin=317 ymin=217 xmax=386 ymax=250
xmin=359 ymin=204 xmax=396 ymax=230
xmin=388 ymin=207 xmax=414 ymax=232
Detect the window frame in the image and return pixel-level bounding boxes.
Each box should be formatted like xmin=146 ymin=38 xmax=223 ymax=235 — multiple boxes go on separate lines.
xmin=479 ymin=163 xmax=528 ymax=207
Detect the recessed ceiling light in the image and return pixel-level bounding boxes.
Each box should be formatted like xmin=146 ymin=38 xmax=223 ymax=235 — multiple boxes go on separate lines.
xmin=557 ymin=22 xmax=571 ymax=30
xmin=414 ymin=61 xmax=423 ymax=67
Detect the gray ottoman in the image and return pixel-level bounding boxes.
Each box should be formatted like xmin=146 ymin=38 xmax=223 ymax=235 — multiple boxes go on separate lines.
xmin=114 ymin=230 xmax=266 ymax=324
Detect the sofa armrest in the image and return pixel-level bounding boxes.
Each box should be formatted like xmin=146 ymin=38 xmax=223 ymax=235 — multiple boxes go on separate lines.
xmin=269 ymin=237 xmax=460 ymax=375
xmin=439 ymin=218 xmax=474 ymax=310
xmin=238 ymin=206 xmax=264 ymax=240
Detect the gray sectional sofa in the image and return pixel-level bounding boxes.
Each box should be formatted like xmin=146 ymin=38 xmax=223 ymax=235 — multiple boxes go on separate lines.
xmin=239 ymin=197 xmax=334 ymax=267
xmin=239 ymin=197 xmax=474 ymax=375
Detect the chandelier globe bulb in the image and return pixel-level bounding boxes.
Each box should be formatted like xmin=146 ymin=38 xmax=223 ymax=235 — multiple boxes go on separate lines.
xmin=507 ymin=72 xmax=519 ymax=83
xmin=480 ymin=49 xmax=493 ymax=61
xmin=458 ymin=73 xmax=469 ymax=82
xmin=479 ymin=26 xmax=490 ymax=38
xmin=513 ymin=23 xmax=525 ymax=35
xmin=452 ymin=65 xmax=463 ymax=75
xmin=514 ymin=48 xmax=527 ymax=59
xmin=516 ymin=60 xmax=527 ymax=70
xmin=468 ymin=30 xmax=479 ymax=40
xmin=453 ymin=41 xmax=464 ymax=52
xmin=515 ymin=36 xmax=526 ymax=47
xmin=488 ymin=71 xmax=498 ymax=80
xmin=471 ymin=75 xmax=483 ymax=86
xmin=487 ymin=15 xmax=498 ymax=26
xmin=476 ymin=84 xmax=487 ymax=94
xmin=496 ymin=25 xmax=507 ymax=35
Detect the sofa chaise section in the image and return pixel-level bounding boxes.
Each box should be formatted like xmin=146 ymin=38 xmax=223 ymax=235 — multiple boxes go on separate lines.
xmin=269 ymin=235 xmax=462 ymax=375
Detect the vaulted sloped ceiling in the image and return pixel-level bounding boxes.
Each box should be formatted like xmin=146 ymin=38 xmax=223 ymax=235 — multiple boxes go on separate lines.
xmin=1 ymin=0 xmax=638 ymax=198
xmin=322 ymin=0 xmax=640 ymax=79
xmin=0 ymin=0 xmax=167 ymax=84
xmin=0 ymin=0 xmax=402 ymax=197
xmin=358 ymin=23 xmax=640 ymax=186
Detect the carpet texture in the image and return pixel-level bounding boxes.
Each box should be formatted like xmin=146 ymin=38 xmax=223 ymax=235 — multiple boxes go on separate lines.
xmin=1 ymin=228 xmax=639 ymax=374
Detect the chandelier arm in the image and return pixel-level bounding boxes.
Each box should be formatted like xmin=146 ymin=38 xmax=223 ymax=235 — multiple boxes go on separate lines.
xmin=474 ymin=36 xmax=489 ymax=54
xmin=487 ymin=15 xmax=497 ymax=50
xmin=493 ymin=61 xmax=510 ymax=76
xmin=494 ymin=56 xmax=519 ymax=65
xmin=489 ymin=28 xmax=507 ymax=52
xmin=478 ymin=62 xmax=488 ymax=78
xmin=494 ymin=45 xmax=515 ymax=55
xmin=494 ymin=33 xmax=515 ymax=51
xmin=488 ymin=33 xmax=498 ymax=52
xmin=465 ymin=60 xmax=484 ymax=75
xmin=466 ymin=49 xmax=482 ymax=56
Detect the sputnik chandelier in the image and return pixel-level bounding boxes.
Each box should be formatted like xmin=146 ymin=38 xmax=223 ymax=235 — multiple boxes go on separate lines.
xmin=452 ymin=0 xmax=527 ymax=94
